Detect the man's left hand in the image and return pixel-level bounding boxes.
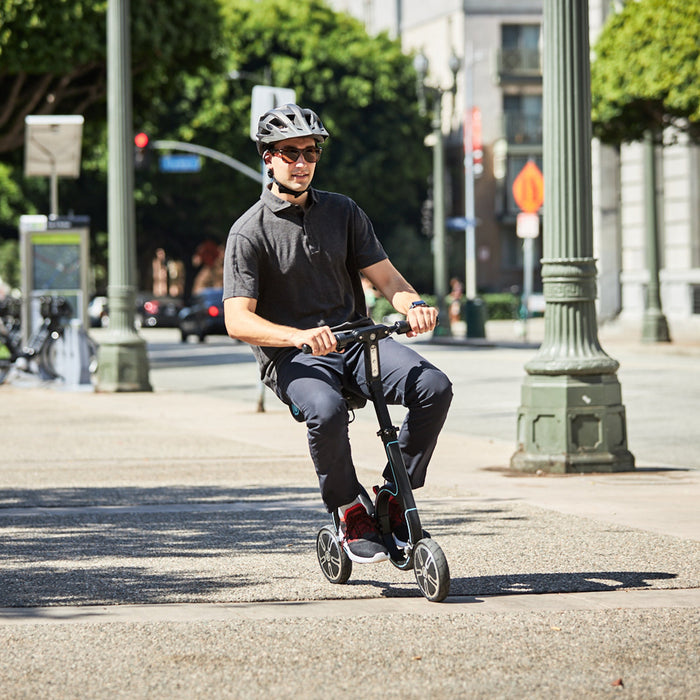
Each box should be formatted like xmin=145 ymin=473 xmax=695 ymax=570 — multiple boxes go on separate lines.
xmin=406 ymin=304 xmax=438 ymax=337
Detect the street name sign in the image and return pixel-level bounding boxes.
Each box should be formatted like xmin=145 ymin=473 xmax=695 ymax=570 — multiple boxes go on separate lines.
xmin=159 ymin=154 xmax=202 ymax=173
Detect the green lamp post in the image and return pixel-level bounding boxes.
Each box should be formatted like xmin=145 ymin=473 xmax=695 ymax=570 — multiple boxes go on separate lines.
xmin=510 ymin=0 xmax=634 ymax=473
xmin=414 ymin=51 xmax=461 ymax=338
xmin=96 ymin=0 xmax=151 ymax=392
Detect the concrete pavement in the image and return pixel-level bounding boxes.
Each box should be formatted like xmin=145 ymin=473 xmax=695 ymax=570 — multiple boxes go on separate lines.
xmin=0 ymin=321 xmax=698 ymax=698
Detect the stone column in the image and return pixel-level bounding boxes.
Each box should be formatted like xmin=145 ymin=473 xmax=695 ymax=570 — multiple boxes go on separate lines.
xmin=96 ymin=0 xmax=151 ymax=392
xmin=510 ymin=0 xmax=634 ymax=473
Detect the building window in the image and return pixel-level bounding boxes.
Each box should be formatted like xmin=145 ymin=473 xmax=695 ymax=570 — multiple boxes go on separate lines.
xmin=498 ymin=24 xmax=541 ymax=77
xmin=503 ymin=94 xmax=542 ymax=145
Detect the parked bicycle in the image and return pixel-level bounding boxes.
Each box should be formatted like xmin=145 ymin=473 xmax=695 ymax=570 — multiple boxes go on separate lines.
xmin=0 ymin=295 xmax=74 ymax=384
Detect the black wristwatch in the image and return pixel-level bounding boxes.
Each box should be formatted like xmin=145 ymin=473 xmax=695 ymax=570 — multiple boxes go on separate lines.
xmin=409 ymin=300 xmax=428 ymax=309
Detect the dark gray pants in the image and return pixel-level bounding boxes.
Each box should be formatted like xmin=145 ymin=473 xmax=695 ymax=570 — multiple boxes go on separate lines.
xmin=275 ymin=338 xmax=453 ymax=511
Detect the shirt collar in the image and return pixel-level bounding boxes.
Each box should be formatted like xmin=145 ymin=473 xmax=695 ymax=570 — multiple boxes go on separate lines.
xmin=262 ymin=186 xmax=317 ymax=213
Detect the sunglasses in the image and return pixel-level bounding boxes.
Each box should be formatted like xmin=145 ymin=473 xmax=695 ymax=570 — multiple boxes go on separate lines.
xmin=271 ymin=146 xmax=323 ymax=164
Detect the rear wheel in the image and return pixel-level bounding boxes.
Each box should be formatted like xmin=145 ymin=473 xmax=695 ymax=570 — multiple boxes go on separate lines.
xmin=413 ymin=538 xmax=450 ymax=602
xmin=316 ymin=525 xmax=352 ymax=584
xmin=37 ymin=332 xmax=60 ymax=380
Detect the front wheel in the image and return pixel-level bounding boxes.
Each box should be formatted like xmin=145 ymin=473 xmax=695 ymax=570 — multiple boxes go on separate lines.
xmin=316 ymin=525 xmax=352 ymax=584
xmin=413 ymin=538 xmax=450 ymax=602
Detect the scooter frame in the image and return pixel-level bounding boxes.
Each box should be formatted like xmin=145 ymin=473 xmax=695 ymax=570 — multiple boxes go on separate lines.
xmin=306 ymin=320 xmax=451 ymax=602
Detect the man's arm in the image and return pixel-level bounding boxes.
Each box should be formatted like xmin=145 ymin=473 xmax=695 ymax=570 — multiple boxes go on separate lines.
xmin=361 ymin=258 xmax=438 ymax=336
xmin=223 ymin=296 xmax=338 ymax=355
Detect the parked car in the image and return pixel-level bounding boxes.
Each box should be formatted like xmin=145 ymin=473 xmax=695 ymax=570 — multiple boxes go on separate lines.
xmin=136 ymin=294 xmax=184 ymax=328
xmin=178 ymin=287 xmax=226 ymax=342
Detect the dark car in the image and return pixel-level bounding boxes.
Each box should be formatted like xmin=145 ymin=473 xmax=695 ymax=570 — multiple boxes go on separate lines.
xmin=136 ymin=294 xmax=184 ymax=328
xmin=178 ymin=287 xmax=227 ymax=342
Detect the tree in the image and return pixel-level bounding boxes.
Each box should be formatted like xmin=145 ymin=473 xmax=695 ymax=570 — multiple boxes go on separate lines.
xmin=589 ymin=0 xmax=698 ymax=342
xmin=0 ymin=0 xmax=223 ymax=153
xmin=143 ymin=0 xmax=433 ymax=291
xmin=591 ymin=0 xmax=700 ymax=145
xmin=0 ymin=0 xmax=434 ymax=295
xmin=0 ymin=0 xmax=226 ymax=285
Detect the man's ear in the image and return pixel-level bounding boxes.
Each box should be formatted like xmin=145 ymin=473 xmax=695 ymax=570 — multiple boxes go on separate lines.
xmin=263 ymin=150 xmax=272 ymax=166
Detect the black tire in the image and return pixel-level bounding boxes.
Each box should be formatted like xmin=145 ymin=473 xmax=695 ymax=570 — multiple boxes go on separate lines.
xmin=37 ymin=333 xmax=60 ymax=380
xmin=413 ymin=538 xmax=450 ymax=602
xmin=316 ymin=525 xmax=352 ymax=584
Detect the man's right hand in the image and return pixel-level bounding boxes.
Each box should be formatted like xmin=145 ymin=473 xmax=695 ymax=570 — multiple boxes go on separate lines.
xmin=293 ymin=326 xmax=337 ymax=355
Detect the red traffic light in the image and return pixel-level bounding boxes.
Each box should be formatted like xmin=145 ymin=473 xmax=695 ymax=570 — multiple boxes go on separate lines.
xmin=134 ymin=132 xmax=149 ymax=149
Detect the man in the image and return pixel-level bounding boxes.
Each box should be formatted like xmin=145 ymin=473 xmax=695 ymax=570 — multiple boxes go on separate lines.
xmin=223 ymin=104 xmax=452 ymax=564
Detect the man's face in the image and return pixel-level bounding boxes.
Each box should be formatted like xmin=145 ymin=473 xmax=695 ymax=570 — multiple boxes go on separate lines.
xmin=264 ymin=136 xmax=320 ymax=195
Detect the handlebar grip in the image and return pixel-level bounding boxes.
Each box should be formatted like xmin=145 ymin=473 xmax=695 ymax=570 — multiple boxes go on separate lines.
xmin=301 ymin=343 xmax=312 ymax=354
xmin=394 ymin=320 xmax=412 ymax=335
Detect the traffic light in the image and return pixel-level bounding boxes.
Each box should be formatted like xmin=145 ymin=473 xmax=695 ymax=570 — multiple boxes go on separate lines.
xmin=134 ymin=132 xmax=151 ymax=169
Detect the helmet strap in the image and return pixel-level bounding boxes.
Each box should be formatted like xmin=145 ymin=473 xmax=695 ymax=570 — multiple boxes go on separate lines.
xmin=271 ymin=176 xmax=307 ymax=198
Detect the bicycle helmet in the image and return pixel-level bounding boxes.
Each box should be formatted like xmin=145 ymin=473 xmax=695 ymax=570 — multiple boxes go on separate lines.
xmin=256 ymin=103 xmax=329 ymax=155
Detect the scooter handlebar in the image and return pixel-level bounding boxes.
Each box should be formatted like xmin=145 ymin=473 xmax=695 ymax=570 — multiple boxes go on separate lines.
xmin=301 ymin=319 xmax=412 ymax=354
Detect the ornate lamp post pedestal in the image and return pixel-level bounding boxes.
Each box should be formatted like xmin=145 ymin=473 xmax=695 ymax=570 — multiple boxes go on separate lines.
xmin=512 ymin=259 xmax=633 ymax=474
xmin=510 ymin=0 xmax=634 ymax=474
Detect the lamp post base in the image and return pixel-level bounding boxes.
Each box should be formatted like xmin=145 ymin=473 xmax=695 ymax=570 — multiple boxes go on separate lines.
xmin=511 ymin=373 xmax=635 ymax=474
xmin=641 ymin=309 xmax=671 ymax=343
xmin=96 ymin=334 xmax=152 ymax=392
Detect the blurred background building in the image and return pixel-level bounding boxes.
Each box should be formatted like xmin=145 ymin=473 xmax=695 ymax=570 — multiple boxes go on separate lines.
xmin=330 ymin=0 xmax=700 ymax=324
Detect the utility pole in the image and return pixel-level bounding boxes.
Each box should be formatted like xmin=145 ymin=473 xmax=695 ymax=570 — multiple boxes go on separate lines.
xmin=96 ymin=0 xmax=151 ymax=392
xmin=510 ymin=0 xmax=634 ymax=473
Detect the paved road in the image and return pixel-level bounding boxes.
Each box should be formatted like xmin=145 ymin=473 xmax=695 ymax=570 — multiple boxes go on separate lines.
xmin=143 ymin=322 xmax=700 ymax=469
xmin=0 ymin=321 xmax=698 ymax=698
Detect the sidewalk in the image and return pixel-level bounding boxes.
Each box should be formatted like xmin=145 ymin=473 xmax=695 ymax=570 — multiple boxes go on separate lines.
xmin=0 ymin=332 xmax=698 ymax=698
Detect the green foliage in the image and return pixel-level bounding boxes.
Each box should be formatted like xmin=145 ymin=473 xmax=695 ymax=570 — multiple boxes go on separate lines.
xmin=591 ymin=0 xmax=700 ymax=145
xmin=0 ymin=239 xmax=20 ymax=290
xmin=0 ymin=0 xmax=432 ymax=294
xmin=0 ymin=163 xmax=35 ymax=238
xmin=482 ymin=292 xmax=519 ymax=320
xmin=0 ymin=0 xmax=223 ymax=153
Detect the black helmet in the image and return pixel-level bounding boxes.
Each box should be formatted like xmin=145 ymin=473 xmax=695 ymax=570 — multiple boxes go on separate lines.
xmin=256 ymin=104 xmax=329 ymax=155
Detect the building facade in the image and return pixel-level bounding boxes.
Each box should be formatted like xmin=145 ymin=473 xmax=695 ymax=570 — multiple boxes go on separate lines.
xmin=330 ymin=0 xmax=700 ymax=325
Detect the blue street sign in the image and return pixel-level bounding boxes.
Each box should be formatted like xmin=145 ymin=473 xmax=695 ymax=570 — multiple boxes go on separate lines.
xmin=446 ymin=216 xmax=477 ymax=230
xmin=159 ymin=154 xmax=202 ymax=173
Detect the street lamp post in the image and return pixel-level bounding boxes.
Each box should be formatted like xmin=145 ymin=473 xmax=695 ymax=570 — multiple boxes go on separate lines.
xmin=414 ymin=52 xmax=460 ymax=337
xmin=641 ymin=130 xmax=671 ymax=343
xmin=510 ymin=0 xmax=634 ymax=473
xmin=96 ymin=0 xmax=151 ymax=392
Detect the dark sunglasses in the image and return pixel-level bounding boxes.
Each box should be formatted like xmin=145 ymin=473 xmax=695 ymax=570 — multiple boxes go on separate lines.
xmin=272 ymin=146 xmax=323 ymax=164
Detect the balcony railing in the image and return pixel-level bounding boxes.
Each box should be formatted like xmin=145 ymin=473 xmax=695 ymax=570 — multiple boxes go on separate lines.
xmin=496 ymin=48 xmax=542 ymax=80
xmin=502 ymin=112 xmax=542 ymax=146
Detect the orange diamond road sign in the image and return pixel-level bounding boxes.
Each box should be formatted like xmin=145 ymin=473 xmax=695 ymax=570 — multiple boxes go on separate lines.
xmin=512 ymin=160 xmax=544 ymax=213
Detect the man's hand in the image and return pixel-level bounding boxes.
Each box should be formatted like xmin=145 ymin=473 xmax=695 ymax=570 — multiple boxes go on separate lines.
xmin=406 ymin=303 xmax=438 ymax=338
xmin=292 ymin=326 xmax=337 ymax=355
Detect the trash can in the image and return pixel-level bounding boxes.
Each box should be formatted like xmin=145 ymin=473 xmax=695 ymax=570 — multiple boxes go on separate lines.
xmin=465 ymin=298 xmax=486 ymax=338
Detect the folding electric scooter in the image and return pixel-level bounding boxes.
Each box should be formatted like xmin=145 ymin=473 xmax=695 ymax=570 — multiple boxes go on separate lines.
xmin=296 ymin=320 xmax=451 ymax=602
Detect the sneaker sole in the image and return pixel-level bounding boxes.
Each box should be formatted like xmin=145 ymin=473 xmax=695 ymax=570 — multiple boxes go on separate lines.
xmin=393 ymin=534 xmax=409 ymax=549
xmin=342 ymin=544 xmax=390 ymax=564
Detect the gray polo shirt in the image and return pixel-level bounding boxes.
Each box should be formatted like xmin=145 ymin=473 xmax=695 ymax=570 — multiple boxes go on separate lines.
xmin=223 ymin=186 xmax=387 ymax=389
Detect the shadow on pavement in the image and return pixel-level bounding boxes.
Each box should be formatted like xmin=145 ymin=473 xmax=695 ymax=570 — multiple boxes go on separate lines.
xmin=0 ymin=485 xmax=685 ymax=608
